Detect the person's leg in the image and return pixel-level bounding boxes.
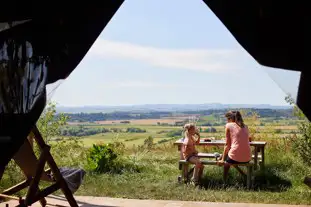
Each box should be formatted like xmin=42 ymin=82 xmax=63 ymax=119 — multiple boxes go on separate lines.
xmin=233 ymin=166 xmax=246 ymax=177
xmin=224 ymin=157 xmax=237 ymax=182
xmin=223 ymin=162 xmax=231 ymax=182
xmin=188 ymin=156 xmax=203 ymax=183
xmin=198 ymin=162 xmax=204 ymax=180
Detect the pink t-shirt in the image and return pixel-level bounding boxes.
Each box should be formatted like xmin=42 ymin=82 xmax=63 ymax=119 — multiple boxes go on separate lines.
xmin=226 ymin=122 xmax=251 ymax=162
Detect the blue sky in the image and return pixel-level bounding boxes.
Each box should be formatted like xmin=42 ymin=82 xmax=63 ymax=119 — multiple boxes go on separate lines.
xmin=47 ymin=0 xmax=301 ymax=106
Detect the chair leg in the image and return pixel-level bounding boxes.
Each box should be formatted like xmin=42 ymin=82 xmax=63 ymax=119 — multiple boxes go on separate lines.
xmin=25 ymin=146 xmax=50 ymax=206
xmin=60 ymin=179 xmax=79 ymax=207
xmin=246 ymin=166 xmax=253 ymax=189
xmin=33 ymin=126 xmax=79 ymax=207
xmin=39 ymin=196 xmax=47 ymax=207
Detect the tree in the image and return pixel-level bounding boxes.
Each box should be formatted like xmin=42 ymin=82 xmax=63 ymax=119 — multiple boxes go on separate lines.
xmin=2 ymin=102 xmax=76 ymax=185
xmin=144 ymin=136 xmax=154 ymax=149
xmin=285 ymin=94 xmax=311 ymax=166
xmin=285 ymin=94 xmax=306 ymax=120
xmin=36 ymin=102 xmax=69 ymax=143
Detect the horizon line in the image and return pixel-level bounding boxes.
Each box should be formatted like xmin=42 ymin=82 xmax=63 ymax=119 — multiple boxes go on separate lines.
xmin=56 ymin=103 xmax=291 ymax=108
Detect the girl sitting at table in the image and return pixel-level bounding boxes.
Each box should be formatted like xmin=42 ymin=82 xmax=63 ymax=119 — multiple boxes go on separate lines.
xmin=217 ymin=111 xmax=252 ymax=181
xmin=182 ymin=123 xmax=204 ymax=185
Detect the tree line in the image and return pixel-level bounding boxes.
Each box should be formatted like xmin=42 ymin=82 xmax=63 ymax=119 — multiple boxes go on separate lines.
xmin=57 ymin=108 xmax=294 ymax=123
xmin=61 ymin=126 xmax=147 ymax=137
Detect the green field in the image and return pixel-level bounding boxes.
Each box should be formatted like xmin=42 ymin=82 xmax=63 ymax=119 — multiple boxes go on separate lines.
xmin=65 ymin=117 xmax=299 ymax=148
xmin=2 ymin=114 xmax=310 ymax=205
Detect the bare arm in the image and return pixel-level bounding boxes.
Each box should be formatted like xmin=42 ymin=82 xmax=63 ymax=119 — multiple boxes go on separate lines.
xmin=182 ymin=139 xmax=190 ymax=158
xmin=221 ymin=127 xmax=231 ymax=162
xmin=246 ymin=126 xmax=252 ymax=142
xmin=195 ymin=132 xmax=201 ymax=144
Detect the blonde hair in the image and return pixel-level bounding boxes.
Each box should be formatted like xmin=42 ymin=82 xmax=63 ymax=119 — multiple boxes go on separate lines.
xmin=183 ymin=123 xmax=196 ymax=138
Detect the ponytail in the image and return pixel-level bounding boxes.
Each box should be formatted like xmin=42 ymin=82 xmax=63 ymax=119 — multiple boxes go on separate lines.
xmin=225 ymin=110 xmax=245 ymax=128
xmin=235 ymin=111 xmax=245 ymax=128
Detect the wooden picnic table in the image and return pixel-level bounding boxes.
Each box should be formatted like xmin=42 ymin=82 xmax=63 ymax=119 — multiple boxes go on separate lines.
xmin=174 ymin=138 xmax=267 ymax=170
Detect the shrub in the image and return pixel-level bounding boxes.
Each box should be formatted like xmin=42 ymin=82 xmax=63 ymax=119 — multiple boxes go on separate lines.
xmin=87 ymin=143 xmax=141 ymax=174
xmin=204 ymin=127 xmax=217 ymax=133
xmin=110 ymin=128 xmax=123 ymax=133
xmin=291 ymin=122 xmax=311 ymax=166
xmin=157 ymin=130 xmax=170 ymax=134
xmin=285 ymin=94 xmax=311 ymax=166
xmin=126 ymin=127 xmax=146 ymax=133
xmin=87 ymin=144 xmax=118 ymax=173
xmin=144 ymin=136 xmax=154 ymax=149
xmin=166 ymin=129 xmax=183 ymax=137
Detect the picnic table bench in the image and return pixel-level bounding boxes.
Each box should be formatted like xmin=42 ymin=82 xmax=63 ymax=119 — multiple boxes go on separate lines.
xmin=174 ymin=138 xmax=267 ymax=188
xmin=174 ymin=139 xmax=267 ymax=170
xmin=178 ymin=159 xmax=255 ymax=189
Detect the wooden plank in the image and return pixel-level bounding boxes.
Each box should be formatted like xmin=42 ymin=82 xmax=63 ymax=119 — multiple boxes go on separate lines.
xmin=180 ymin=153 xmax=260 ymax=160
xmin=174 ymin=139 xmax=267 ymax=147
xmin=179 ymin=160 xmax=254 ymax=166
xmin=0 ymin=194 xmax=20 ymax=200
xmin=2 ymin=179 xmax=31 ymax=195
xmin=179 ymin=160 xmax=254 ymax=187
xmin=197 ymin=153 xmax=218 ymax=158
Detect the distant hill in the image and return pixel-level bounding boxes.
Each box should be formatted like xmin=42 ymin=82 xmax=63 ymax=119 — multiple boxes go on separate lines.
xmin=56 ymin=103 xmax=291 ymax=113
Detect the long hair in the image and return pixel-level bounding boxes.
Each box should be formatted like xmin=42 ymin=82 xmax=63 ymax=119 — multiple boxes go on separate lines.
xmin=235 ymin=111 xmax=245 ymax=128
xmin=225 ymin=110 xmax=245 ymax=128
xmin=183 ymin=123 xmax=196 ymax=138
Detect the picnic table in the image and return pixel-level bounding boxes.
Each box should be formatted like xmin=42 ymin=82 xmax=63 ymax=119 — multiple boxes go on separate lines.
xmin=174 ymin=138 xmax=267 ymax=170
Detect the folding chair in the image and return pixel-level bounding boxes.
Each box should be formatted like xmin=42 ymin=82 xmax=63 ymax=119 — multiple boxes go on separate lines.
xmin=0 ymin=125 xmax=79 ymax=207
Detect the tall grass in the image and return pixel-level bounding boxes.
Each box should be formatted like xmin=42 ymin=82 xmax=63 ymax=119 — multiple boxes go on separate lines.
xmin=2 ymin=132 xmax=311 ymax=205
xmin=1 ymin=112 xmax=311 ymax=205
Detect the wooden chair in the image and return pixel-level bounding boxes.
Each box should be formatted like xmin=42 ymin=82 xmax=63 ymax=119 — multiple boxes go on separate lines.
xmin=0 ymin=126 xmax=79 ymax=207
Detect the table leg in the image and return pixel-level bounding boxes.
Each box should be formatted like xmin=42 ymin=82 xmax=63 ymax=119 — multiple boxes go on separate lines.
xmin=254 ymin=146 xmax=258 ymax=170
xmin=260 ymin=146 xmax=265 ymax=171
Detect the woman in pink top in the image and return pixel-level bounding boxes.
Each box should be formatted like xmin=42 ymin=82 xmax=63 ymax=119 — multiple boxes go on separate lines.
xmin=182 ymin=123 xmax=204 ymax=185
xmin=218 ymin=111 xmax=252 ymax=181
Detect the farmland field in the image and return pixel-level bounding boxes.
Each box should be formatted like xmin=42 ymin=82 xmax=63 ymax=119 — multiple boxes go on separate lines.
xmin=64 ymin=114 xmax=299 ymax=148
xmin=95 ymin=118 xmax=184 ymax=125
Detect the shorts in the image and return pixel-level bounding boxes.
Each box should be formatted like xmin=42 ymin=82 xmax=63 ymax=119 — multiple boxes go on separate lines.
xmin=186 ymin=154 xmax=197 ymax=162
xmin=226 ymin=156 xmax=249 ymax=164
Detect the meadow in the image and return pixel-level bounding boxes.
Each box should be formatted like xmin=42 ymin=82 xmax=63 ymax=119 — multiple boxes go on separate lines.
xmin=1 ymin=111 xmax=311 ymax=205
xmin=66 ymin=116 xmax=298 ymax=147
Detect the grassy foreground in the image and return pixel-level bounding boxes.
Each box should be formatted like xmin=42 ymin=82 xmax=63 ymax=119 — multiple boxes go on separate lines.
xmin=1 ymin=124 xmax=311 ymax=205
xmin=71 ymin=141 xmax=311 ymax=205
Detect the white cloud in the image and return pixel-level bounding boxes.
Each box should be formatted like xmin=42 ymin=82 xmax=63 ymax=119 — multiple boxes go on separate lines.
xmin=88 ymin=39 xmax=245 ymax=74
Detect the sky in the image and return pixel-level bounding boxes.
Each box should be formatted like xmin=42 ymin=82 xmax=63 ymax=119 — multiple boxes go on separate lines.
xmin=47 ymin=0 xmax=301 ymax=107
